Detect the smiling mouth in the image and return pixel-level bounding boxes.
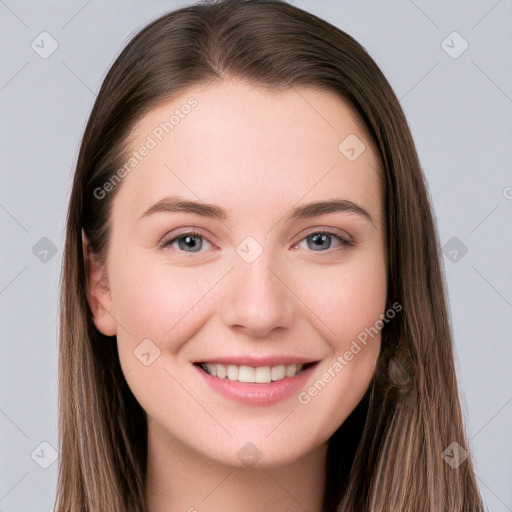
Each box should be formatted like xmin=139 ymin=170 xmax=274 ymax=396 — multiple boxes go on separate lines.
xmin=196 ymin=362 xmax=317 ymax=384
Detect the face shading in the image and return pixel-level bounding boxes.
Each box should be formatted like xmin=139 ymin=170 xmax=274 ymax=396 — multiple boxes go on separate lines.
xmin=88 ymin=79 xmax=387 ymax=468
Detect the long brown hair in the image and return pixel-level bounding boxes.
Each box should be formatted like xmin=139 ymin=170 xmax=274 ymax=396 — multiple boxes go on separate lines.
xmin=57 ymin=1 xmax=483 ymax=510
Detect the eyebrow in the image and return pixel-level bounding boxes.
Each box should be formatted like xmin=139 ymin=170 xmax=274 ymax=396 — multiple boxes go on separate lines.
xmin=140 ymin=196 xmax=228 ymax=221
xmin=140 ymin=195 xmax=373 ymax=225
xmin=286 ymin=198 xmax=374 ymax=225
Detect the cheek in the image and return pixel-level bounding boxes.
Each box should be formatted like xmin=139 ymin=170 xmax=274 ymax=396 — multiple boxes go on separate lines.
xmin=108 ymin=259 xmax=219 ymax=401
xmin=300 ymin=254 xmax=387 ymax=348
xmin=109 ymin=257 xmax=223 ymax=349
xmin=293 ymin=269 xmax=386 ymax=444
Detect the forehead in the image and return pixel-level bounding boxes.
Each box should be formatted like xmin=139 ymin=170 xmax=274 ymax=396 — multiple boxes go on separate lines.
xmin=114 ymin=79 xmax=382 ymax=228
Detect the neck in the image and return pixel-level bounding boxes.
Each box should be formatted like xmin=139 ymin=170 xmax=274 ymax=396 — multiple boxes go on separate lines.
xmin=145 ymin=421 xmax=328 ymax=512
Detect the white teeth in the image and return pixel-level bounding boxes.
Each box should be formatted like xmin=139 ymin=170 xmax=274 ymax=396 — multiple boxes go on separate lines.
xmin=255 ymin=366 xmax=272 ymax=383
xmin=285 ymin=364 xmax=297 ymax=377
xmin=227 ymin=365 xmax=238 ymax=381
xmin=238 ymin=366 xmax=254 ymax=383
xmin=216 ymin=364 xmax=227 ymax=379
xmin=201 ymin=362 xmax=304 ymax=383
xmin=271 ymin=364 xmax=285 ymax=381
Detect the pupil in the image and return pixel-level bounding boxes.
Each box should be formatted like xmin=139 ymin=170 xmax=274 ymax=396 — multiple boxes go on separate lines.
xmin=179 ymin=235 xmax=202 ymax=252
xmin=308 ymin=233 xmax=331 ymax=251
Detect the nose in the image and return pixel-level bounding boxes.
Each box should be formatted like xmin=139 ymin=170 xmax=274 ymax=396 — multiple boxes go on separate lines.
xmin=220 ymin=255 xmax=295 ymax=338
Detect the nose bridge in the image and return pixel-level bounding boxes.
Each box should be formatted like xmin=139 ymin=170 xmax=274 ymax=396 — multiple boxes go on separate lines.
xmin=220 ymin=247 xmax=294 ymax=337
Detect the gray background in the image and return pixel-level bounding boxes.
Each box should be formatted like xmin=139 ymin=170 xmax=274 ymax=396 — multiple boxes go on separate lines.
xmin=0 ymin=1 xmax=511 ymax=511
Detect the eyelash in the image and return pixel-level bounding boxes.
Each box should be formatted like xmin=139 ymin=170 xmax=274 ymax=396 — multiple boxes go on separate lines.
xmin=159 ymin=230 xmax=354 ymax=254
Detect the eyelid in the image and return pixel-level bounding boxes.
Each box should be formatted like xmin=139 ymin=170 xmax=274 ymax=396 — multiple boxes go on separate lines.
xmin=158 ymin=226 xmax=354 ymax=252
xmin=292 ymin=226 xmax=354 ymax=246
xmin=158 ymin=228 xmax=214 ymax=249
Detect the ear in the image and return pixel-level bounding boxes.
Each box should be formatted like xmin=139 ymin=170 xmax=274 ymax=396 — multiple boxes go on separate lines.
xmin=82 ymin=230 xmax=117 ymax=336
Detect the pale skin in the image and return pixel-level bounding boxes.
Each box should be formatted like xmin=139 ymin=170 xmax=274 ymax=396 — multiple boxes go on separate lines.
xmin=86 ymin=79 xmax=387 ymax=511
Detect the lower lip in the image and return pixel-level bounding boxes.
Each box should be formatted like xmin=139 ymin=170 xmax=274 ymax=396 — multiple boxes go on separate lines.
xmin=194 ymin=364 xmax=317 ymax=406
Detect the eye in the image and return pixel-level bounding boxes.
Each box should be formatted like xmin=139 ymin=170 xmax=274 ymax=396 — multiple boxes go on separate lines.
xmin=159 ymin=229 xmax=352 ymax=254
xmin=159 ymin=231 xmax=212 ymax=253
xmin=295 ymin=231 xmax=353 ymax=252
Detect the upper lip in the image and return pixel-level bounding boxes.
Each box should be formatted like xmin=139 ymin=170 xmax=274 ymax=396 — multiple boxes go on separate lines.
xmin=194 ymin=356 xmax=319 ymax=367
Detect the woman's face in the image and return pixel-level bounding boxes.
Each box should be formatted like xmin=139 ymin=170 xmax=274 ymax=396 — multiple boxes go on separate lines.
xmin=89 ymin=79 xmax=387 ymax=467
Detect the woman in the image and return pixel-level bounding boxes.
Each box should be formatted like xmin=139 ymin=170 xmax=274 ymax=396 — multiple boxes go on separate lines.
xmin=56 ymin=0 xmax=483 ymax=510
